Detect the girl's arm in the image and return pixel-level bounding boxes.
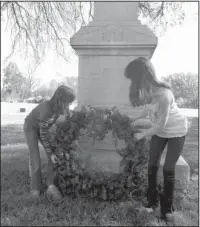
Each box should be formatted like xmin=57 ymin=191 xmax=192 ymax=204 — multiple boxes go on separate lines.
xmin=55 ymin=115 xmax=66 ymax=126
xmin=137 ymin=92 xmax=171 ymax=138
xmin=130 ymin=106 xmax=148 ymax=122
xmin=39 ymin=118 xmax=54 ymax=157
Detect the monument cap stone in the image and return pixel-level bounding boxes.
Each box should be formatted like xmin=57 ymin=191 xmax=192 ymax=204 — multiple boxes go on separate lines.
xmin=70 ymin=2 xmax=157 ymax=58
xmin=93 ymin=2 xmax=139 ymax=22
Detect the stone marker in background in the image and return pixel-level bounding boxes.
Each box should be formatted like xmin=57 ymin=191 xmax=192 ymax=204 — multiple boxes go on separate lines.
xmin=158 ymin=149 xmax=190 ymax=189
xmin=70 ymin=1 xmax=190 ymax=187
xmin=20 ymin=108 xmax=26 ymax=113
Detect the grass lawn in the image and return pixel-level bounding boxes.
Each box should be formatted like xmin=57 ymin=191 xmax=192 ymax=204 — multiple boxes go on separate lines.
xmin=1 ymin=124 xmax=25 ymax=146
xmin=1 ymin=122 xmax=199 ymax=226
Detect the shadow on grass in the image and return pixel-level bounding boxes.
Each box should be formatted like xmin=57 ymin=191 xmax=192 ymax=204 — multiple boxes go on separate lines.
xmin=1 ymin=145 xmax=199 ymax=226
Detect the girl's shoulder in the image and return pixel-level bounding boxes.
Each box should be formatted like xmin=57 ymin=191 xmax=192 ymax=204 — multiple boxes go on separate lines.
xmin=37 ymin=101 xmax=53 ymax=120
xmin=157 ymin=88 xmax=174 ymax=101
xmin=160 ymin=88 xmax=174 ymax=102
xmin=151 ymin=88 xmax=174 ymax=107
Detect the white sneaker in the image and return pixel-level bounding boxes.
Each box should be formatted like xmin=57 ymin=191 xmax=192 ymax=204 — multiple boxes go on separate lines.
xmin=47 ymin=185 xmax=62 ymax=201
xmin=146 ymin=207 xmax=154 ymax=213
xmin=135 ymin=206 xmax=154 ymax=213
xmin=30 ymin=190 xmax=40 ymax=199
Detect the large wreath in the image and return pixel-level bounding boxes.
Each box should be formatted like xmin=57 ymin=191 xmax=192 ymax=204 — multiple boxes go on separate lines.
xmin=50 ymin=106 xmax=150 ymax=201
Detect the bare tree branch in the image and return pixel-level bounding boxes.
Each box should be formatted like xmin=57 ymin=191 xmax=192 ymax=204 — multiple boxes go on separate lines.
xmin=79 ymin=2 xmax=86 ymax=26
xmin=152 ymin=2 xmax=165 ymax=22
xmin=89 ymin=2 xmax=94 ymax=20
xmin=11 ymin=2 xmax=40 ymax=60
xmin=1 ymin=1 xmax=188 ymax=63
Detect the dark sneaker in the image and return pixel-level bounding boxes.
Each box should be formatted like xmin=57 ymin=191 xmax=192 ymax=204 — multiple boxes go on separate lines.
xmin=159 ymin=189 xmax=175 ymax=222
xmin=145 ymin=188 xmax=159 ymax=210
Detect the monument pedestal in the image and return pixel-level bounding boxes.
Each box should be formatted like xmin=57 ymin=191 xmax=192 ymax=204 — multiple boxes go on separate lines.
xmin=78 ymin=134 xmax=122 ymax=173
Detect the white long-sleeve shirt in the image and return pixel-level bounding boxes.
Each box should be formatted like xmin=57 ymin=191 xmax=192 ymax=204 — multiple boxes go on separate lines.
xmin=144 ymin=88 xmax=188 ymax=138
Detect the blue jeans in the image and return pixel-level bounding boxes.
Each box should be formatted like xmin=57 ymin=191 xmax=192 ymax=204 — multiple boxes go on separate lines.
xmin=23 ymin=122 xmax=54 ymax=191
xmin=147 ymin=135 xmax=186 ymax=209
xmin=147 ymin=134 xmax=185 ymax=193
xmin=149 ymin=135 xmax=185 ymax=172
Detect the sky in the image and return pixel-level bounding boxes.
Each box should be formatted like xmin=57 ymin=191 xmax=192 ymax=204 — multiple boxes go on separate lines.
xmin=1 ymin=2 xmax=198 ymax=86
xmin=151 ymin=3 xmax=198 ymax=78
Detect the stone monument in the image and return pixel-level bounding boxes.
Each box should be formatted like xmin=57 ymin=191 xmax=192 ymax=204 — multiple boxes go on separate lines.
xmin=70 ymin=2 xmax=190 ymax=188
xmin=70 ymin=2 xmax=157 ymax=114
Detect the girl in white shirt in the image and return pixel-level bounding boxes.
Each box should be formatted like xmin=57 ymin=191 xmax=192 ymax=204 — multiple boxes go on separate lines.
xmin=124 ymin=57 xmax=188 ymax=221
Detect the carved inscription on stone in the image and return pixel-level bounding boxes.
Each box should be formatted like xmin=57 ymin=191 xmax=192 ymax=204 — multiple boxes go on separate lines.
xmin=102 ymin=30 xmax=123 ymax=42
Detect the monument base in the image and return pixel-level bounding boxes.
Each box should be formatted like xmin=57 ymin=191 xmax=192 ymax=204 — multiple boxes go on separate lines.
xmin=78 ymin=134 xmax=122 ymax=173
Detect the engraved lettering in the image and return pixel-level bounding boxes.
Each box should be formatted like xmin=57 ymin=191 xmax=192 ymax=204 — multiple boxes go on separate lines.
xmin=102 ymin=30 xmax=123 ymax=42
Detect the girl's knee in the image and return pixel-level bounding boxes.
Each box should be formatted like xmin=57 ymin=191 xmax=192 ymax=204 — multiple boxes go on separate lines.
xmin=163 ymin=165 xmax=175 ymax=173
xmin=29 ymin=160 xmax=41 ymax=172
xmin=148 ymin=164 xmax=159 ymax=172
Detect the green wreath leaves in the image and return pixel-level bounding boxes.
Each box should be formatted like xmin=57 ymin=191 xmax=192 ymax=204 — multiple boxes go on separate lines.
xmin=51 ymin=106 xmax=149 ymax=201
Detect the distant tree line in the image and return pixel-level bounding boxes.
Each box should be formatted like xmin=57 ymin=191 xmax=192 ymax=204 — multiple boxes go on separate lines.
xmin=163 ymin=73 xmax=198 ymax=109
xmin=1 ymin=62 xmax=77 ymax=103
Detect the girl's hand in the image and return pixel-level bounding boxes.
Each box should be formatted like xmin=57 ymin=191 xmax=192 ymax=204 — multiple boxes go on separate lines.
xmin=134 ymin=132 xmax=144 ymax=141
xmin=51 ymin=154 xmax=58 ymax=164
xmin=131 ymin=121 xmax=135 ymax=129
xmin=70 ymin=140 xmax=78 ymax=150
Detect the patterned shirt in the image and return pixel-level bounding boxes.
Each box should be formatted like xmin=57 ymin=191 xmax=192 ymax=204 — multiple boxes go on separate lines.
xmin=25 ymin=101 xmax=59 ymax=156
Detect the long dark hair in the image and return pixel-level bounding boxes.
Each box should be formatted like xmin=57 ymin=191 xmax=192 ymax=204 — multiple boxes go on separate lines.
xmin=124 ymin=57 xmax=171 ymax=106
xmin=49 ymin=85 xmax=75 ymax=114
